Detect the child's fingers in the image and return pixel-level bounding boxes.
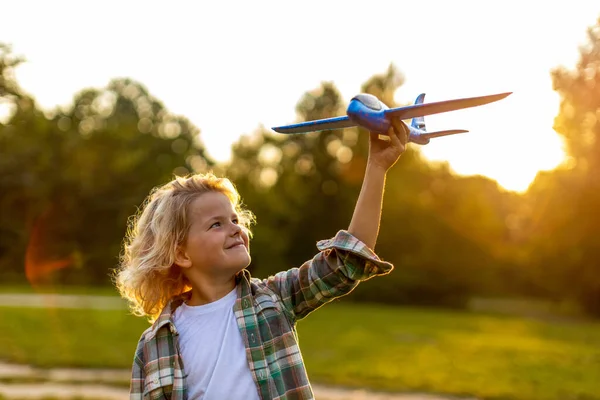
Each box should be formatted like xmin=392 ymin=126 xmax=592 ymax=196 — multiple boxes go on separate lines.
xmin=387 ymin=125 xmax=403 ymax=150
xmin=390 ymin=119 xmax=408 ymax=145
xmin=388 ymin=126 xmax=402 ymax=149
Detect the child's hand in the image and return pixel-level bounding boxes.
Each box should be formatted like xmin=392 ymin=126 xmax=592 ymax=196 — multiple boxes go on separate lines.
xmin=367 ymin=119 xmax=408 ymax=172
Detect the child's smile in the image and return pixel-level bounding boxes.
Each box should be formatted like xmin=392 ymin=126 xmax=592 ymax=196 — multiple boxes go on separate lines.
xmin=177 ymin=191 xmax=251 ymax=276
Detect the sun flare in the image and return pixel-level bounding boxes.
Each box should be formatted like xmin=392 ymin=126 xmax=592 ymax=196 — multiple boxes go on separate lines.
xmin=2 ymin=1 xmax=594 ymax=195
xmin=413 ymin=85 xmax=567 ymax=193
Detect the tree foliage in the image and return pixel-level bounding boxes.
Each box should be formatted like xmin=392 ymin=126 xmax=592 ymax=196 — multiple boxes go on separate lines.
xmin=521 ymin=17 xmax=600 ymax=315
xmin=2 ymin=16 xmax=600 ymax=318
xmin=0 ymin=45 xmax=212 ymax=285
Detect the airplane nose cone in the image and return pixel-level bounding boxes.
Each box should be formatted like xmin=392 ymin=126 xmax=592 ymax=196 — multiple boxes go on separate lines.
xmin=350 ymin=93 xmax=382 ymax=110
xmin=347 ymin=97 xmax=390 ymax=134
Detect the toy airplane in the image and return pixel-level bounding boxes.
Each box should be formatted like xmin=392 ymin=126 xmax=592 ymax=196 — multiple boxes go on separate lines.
xmin=272 ymin=91 xmax=512 ymax=144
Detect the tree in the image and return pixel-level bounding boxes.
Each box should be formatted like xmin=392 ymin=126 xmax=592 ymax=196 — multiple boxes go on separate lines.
xmin=0 ymin=44 xmax=213 ymax=285
xmin=523 ymin=17 xmax=600 ymax=315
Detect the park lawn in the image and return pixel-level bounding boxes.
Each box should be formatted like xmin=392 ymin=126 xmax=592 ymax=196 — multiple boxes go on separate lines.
xmin=0 ymin=302 xmax=599 ymax=400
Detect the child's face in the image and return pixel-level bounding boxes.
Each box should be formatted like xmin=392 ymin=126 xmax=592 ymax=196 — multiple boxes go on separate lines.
xmin=178 ymin=191 xmax=250 ymax=278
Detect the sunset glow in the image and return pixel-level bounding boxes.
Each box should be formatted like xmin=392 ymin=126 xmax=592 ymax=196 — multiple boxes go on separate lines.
xmin=2 ymin=1 xmax=597 ymax=192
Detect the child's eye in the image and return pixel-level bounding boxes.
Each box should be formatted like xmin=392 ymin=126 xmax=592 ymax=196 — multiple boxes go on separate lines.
xmin=210 ymin=222 xmax=221 ymax=229
xmin=232 ymin=218 xmax=239 ymax=224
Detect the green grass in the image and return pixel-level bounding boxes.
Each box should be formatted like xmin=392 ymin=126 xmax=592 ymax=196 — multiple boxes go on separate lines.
xmin=0 ymin=307 xmax=146 ymax=369
xmin=1 ymin=302 xmax=599 ymax=400
xmin=298 ymin=302 xmax=600 ymax=400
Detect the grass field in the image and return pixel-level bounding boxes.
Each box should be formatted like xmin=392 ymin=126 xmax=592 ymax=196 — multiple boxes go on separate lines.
xmin=1 ymin=300 xmax=599 ymax=400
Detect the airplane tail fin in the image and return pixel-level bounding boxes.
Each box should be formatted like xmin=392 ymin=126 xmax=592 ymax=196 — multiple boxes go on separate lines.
xmin=408 ymin=94 xmax=468 ymax=144
xmin=411 ymin=93 xmax=426 ymax=130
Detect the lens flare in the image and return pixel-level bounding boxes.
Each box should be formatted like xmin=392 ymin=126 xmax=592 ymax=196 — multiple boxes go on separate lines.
xmin=25 ymin=208 xmax=74 ymax=286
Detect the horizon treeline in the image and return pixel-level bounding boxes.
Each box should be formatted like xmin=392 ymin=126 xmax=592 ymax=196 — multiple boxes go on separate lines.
xmin=1 ymin=18 xmax=599 ymax=316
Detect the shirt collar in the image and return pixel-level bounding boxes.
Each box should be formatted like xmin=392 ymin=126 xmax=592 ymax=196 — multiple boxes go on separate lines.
xmin=144 ymin=270 xmax=251 ymax=341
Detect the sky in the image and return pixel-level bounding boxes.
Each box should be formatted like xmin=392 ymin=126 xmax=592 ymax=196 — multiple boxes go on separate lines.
xmin=2 ymin=1 xmax=599 ymax=192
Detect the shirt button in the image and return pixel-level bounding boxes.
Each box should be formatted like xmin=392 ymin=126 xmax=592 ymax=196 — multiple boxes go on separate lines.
xmin=250 ymin=333 xmax=255 ymax=343
xmin=243 ymin=299 xmax=249 ymax=308
xmin=154 ymin=378 xmax=159 ymax=384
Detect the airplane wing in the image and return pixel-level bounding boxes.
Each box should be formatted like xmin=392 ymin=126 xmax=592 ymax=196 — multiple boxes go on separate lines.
xmin=420 ymin=129 xmax=468 ymax=139
xmin=272 ymin=116 xmax=356 ymax=134
xmin=385 ymin=92 xmax=511 ymax=121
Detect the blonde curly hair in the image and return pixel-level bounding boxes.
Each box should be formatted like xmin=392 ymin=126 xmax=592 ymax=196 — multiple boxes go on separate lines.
xmin=113 ymin=172 xmax=255 ymax=322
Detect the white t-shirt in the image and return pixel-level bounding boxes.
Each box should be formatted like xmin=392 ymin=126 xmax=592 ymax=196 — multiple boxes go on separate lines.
xmin=173 ymin=288 xmax=260 ymax=400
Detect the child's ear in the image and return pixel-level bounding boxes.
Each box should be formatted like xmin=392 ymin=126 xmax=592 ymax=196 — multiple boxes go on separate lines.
xmin=174 ymin=245 xmax=192 ymax=269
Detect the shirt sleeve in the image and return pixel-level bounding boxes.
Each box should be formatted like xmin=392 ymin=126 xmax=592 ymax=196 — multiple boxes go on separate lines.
xmin=129 ymin=337 xmax=145 ymax=400
xmin=263 ymin=230 xmax=394 ymax=322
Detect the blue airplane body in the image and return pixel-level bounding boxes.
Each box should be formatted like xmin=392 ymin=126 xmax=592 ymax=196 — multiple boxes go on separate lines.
xmin=272 ymin=91 xmax=512 ymax=145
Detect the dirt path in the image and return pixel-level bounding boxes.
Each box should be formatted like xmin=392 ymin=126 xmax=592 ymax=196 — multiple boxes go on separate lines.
xmin=0 ymin=382 xmax=473 ymax=400
xmin=0 ymin=383 xmax=473 ymax=400
xmin=0 ymin=362 xmax=476 ymax=400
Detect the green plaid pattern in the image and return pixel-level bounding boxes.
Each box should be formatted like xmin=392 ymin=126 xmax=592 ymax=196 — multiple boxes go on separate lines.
xmin=129 ymin=230 xmax=394 ymax=399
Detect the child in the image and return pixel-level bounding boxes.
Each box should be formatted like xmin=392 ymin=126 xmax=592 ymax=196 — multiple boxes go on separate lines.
xmin=114 ymin=124 xmax=407 ymax=400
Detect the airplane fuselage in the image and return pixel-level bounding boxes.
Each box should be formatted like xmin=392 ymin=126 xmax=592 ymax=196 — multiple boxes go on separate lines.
xmin=347 ymin=94 xmax=429 ymax=144
xmin=346 ymin=94 xmax=391 ymax=133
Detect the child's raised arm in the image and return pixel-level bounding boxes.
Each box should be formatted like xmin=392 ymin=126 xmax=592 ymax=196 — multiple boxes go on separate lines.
xmin=262 ymin=123 xmax=407 ymax=322
xmin=348 ymin=122 xmax=407 ymax=249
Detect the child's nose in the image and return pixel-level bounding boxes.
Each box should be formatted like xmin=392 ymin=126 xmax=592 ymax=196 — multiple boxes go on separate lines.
xmin=231 ymin=223 xmax=242 ymax=235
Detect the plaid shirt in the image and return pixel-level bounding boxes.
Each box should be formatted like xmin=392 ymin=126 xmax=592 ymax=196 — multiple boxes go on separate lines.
xmin=130 ymin=230 xmax=394 ymax=400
